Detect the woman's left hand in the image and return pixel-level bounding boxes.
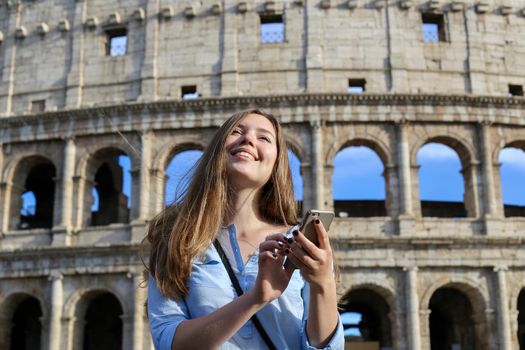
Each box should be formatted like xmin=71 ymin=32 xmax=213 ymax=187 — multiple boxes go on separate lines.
xmin=285 ymin=220 xmax=335 ymax=288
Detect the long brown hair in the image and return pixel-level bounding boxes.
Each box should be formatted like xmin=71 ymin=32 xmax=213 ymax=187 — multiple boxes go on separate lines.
xmin=146 ymin=109 xmax=298 ymax=299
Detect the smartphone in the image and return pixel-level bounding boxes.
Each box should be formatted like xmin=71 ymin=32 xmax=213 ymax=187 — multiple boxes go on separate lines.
xmin=284 ymin=209 xmax=335 ymax=269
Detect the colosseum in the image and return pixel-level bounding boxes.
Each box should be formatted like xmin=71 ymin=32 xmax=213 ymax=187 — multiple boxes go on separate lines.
xmin=0 ymin=0 xmax=524 ymax=349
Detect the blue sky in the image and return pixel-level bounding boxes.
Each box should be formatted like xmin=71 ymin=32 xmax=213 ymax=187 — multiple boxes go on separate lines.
xmin=21 ymin=143 xmax=525 ymax=214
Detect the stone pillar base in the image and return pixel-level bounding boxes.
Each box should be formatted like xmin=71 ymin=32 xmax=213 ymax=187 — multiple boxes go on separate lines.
xmin=130 ymin=220 xmax=147 ymax=243
xmin=51 ymin=227 xmax=72 ymax=246
xmin=397 ymin=215 xmax=415 ymax=236
xmin=483 ymin=215 xmax=503 ymax=236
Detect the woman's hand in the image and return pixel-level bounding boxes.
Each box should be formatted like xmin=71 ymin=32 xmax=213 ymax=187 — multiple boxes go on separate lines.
xmin=285 ymin=221 xmax=340 ymax=347
xmin=252 ymin=234 xmax=293 ymax=304
xmin=285 ymin=220 xmax=335 ymax=289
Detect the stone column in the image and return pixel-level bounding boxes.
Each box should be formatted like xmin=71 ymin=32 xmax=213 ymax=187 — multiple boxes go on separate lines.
xmin=138 ymin=0 xmax=160 ymax=101
xmin=0 ymin=144 xmax=4 ymax=182
xmin=49 ymin=272 xmax=64 ymax=350
xmin=139 ymin=132 xmax=152 ymax=221
xmin=480 ymin=122 xmax=497 ymax=216
xmin=129 ymin=168 xmax=140 ymax=221
xmin=53 ymin=138 xmax=76 ymax=245
xmin=0 ymin=2 xmax=22 ymax=115
xmin=149 ymin=168 xmax=166 ymax=215
xmin=133 ymin=273 xmax=147 ymax=350
xmin=72 ymin=175 xmax=95 ymax=229
xmin=509 ymin=310 xmax=519 ymax=349
xmin=420 ymin=309 xmax=432 ymax=350
xmin=494 ymin=266 xmax=512 ymax=350
xmin=311 ymin=121 xmax=324 ymax=209
xmin=397 ymin=122 xmax=413 ymax=217
xmin=0 ymin=314 xmax=12 ymax=350
xmin=397 ymin=122 xmax=415 ymax=235
xmin=404 ymin=266 xmax=421 ymax=350
xmin=220 ymin=0 xmax=239 ymax=96
xmin=462 ymin=160 xmax=481 ymax=218
xmin=479 ymin=122 xmax=503 ymax=235
xmin=305 ymin=1 xmax=324 ymax=92
xmin=121 ymin=313 xmax=134 ymax=350
xmin=299 ymin=163 xmax=312 ymax=217
xmin=65 ymin=0 xmax=88 ymax=108
xmin=0 ymin=181 xmax=12 ymax=233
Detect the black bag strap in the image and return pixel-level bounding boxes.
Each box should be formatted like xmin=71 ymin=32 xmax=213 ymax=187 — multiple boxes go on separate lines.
xmin=213 ymin=240 xmax=277 ymax=350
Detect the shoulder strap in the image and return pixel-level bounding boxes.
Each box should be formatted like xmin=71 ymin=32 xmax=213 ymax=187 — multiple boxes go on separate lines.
xmin=213 ymin=240 xmax=277 ymax=350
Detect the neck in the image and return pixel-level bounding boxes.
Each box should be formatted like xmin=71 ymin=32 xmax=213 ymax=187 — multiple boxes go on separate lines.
xmin=226 ymin=187 xmax=265 ymax=238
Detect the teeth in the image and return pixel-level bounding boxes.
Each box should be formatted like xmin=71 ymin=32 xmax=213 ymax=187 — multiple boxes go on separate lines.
xmin=237 ymin=151 xmax=254 ymax=160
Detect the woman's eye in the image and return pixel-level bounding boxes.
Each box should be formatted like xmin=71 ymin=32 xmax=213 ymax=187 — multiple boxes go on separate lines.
xmin=232 ymin=129 xmax=242 ymax=135
xmin=260 ymin=137 xmax=271 ymax=142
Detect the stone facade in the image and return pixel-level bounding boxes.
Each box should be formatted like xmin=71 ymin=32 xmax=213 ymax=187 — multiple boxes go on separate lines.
xmin=0 ymin=0 xmax=524 ymax=349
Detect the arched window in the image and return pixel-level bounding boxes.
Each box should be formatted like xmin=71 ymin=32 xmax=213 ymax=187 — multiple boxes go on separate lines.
xmin=164 ymin=149 xmax=203 ymax=206
xmin=17 ymin=159 xmax=56 ymax=229
xmin=288 ymin=149 xmax=303 ymax=215
xmin=333 ymin=146 xmax=386 ymax=217
xmin=339 ymin=289 xmax=392 ymax=349
xmin=429 ymin=288 xmax=476 ymax=350
xmin=83 ymin=293 xmax=123 ymax=350
xmin=9 ymin=296 xmax=42 ymax=350
xmin=90 ymin=150 xmax=130 ymax=226
xmin=417 ymin=143 xmax=466 ymax=218
xmin=498 ymin=147 xmax=525 ymax=217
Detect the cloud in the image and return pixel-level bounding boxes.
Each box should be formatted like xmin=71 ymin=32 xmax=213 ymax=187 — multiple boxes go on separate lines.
xmin=417 ymin=143 xmax=460 ymax=162
xmin=333 ymin=147 xmax=384 ymax=176
xmin=499 ymin=148 xmax=525 ymax=170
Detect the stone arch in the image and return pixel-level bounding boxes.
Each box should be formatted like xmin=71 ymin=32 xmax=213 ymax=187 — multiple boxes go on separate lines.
xmin=328 ymin=138 xmax=391 ymax=217
xmin=413 ymin=135 xmax=478 ymax=218
xmin=511 ymin=283 xmax=525 ymax=311
xmin=75 ymin=145 xmax=133 ymax=227
xmin=63 ymin=288 xmax=128 ymax=350
xmin=148 ymin=140 xmax=206 ymax=213
xmin=420 ymin=276 xmax=489 ymax=312
xmin=339 ymin=282 xmax=396 ymax=349
xmin=3 ymin=154 xmax=57 ymax=230
xmin=162 ymin=143 xmax=206 ymax=206
xmin=492 ymin=139 xmax=525 ymax=163
xmin=517 ymin=288 xmax=525 ymax=350
xmin=283 ymin=132 xmax=305 ymax=162
xmin=494 ymin=140 xmax=525 ymax=217
xmin=327 ymin=136 xmax=391 ymax=167
xmin=0 ymin=292 xmax=46 ymax=350
xmin=411 ymin=134 xmax=476 ymax=168
xmin=340 ymin=282 xmax=397 ymax=312
xmin=155 ymin=141 xmax=207 ymax=172
xmin=75 ymin=143 xmax=134 ymax=181
xmin=420 ymin=276 xmax=491 ymax=350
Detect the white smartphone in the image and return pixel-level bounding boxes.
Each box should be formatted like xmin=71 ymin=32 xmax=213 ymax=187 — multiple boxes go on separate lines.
xmin=284 ymin=209 xmax=335 ymax=269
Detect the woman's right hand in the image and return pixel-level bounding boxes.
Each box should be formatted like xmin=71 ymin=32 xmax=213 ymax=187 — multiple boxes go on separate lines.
xmin=252 ymin=234 xmax=293 ymax=304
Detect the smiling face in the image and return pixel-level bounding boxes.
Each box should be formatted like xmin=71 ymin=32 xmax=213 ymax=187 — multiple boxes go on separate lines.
xmin=224 ymin=113 xmax=278 ymax=190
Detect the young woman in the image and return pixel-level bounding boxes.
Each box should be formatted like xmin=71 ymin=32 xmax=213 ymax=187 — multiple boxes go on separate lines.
xmin=146 ymin=109 xmax=344 ymax=349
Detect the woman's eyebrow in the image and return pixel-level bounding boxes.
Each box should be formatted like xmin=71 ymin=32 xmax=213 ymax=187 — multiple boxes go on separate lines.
xmin=256 ymin=128 xmax=275 ymax=137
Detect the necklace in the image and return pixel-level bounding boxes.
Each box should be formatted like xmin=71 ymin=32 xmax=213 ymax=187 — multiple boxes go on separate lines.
xmin=237 ymin=238 xmax=258 ymax=250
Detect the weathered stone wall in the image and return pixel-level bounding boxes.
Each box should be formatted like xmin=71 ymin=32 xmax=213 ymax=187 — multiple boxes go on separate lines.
xmin=0 ymin=0 xmax=524 ymax=349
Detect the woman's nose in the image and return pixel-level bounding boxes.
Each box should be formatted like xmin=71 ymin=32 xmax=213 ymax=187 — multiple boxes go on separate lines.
xmin=241 ymin=131 xmax=256 ymax=145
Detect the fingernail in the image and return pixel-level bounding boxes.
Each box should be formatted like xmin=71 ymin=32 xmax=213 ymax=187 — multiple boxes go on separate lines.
xmin=277 ymin=241 xmax=283 ymax=247
xmin=292 ymin=230 xmax=299 ymax=236
xmin=287 ymin=237 xmax=294 ymax=244
xmin=315 ymin=219 xmax=320 ymax=224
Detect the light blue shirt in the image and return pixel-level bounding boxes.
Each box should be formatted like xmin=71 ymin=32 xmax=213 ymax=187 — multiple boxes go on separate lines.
xmin=148 ymin=225 xmax=344 ymax=350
